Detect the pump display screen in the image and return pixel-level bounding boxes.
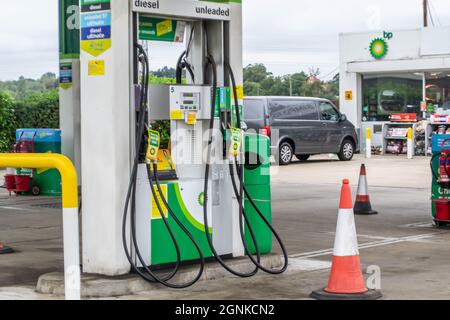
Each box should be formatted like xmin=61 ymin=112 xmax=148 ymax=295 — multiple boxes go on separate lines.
xmin=180 ymin=92 xmax=201 ymax=110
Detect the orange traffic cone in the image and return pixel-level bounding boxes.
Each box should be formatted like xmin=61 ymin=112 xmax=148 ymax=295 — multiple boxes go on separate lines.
xmin=311 ymin=179 xmax=382 ymax=300
xmin=0 ymin=242 xmax=13 ymax=255
xmin=354 ymin=164 xmax=378 ymax=215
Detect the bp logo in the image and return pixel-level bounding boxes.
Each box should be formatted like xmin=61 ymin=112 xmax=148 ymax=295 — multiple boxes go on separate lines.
xmin=198 ymin=192 xmax=205 ymax=207
xmin=370 ymin=38 xmax=388 ymax=60
xmin=369 ymin=31 xmax=392 ymax=60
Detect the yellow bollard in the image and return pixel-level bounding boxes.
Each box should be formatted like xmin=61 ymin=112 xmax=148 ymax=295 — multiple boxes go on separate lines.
xmin=407 ymin=128 xmax=413 ymax=159
xmin=0 ymin=154 xmax=80 ymax=300
xmin=366 ymin=128 xmax=372 ymax=159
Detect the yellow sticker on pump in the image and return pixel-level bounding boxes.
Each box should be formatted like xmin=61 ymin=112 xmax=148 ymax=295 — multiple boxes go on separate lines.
xmin=230 ymin=128 xmax=243 ymax=157
xmin=146 ymin=130 xmax=160 ymax=162
xmin=186 ymin=112 xmax=197 ymax=125
xmin=152 ymin=184 xmax=168 ymax=219
xmin=88 ymin=60 xmax=105 ymax=76
xmin=170 ymin=110 xmax=183 ymax=120
xmin=156 ymin=20 xmax=173 ymax=37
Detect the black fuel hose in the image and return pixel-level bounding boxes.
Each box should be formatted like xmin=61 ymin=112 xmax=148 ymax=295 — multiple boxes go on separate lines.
xmin=175 ymin=25 xmax=261 ymax=277
xmin=122 ymin=44 xmax=203 ymax=289
xmin=226 ymin=63 xmax=289 ymax=274
xmin=176 ymin=26 xmax=196 ymax=84
xmin=123 ymin=44 xmax=180 ymax=284
xmin=176 ymin=50 xmax=195 ymax=85
xmin=201 ymin=53 xmax=261 ymax=278
xmin=123 ymin=43 xmax=181 ymax=284
xmin=151 ymin=162 xmax=205 ymax=275
xmin=431 ymin=153 xmax=440 ymax=182
xmin=445 ymin=154 xmax=450 ymax=183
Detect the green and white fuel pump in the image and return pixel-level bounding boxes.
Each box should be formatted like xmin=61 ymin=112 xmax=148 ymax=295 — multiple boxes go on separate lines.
xmin=74 ymin=0 xmax=287 ymax=287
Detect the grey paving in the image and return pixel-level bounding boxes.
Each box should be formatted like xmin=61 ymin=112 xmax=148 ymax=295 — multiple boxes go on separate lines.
xmin=1 ymin=154 xmax=448 ymax=300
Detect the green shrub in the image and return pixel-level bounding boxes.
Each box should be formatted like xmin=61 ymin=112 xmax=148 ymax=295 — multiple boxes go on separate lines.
xmin=0 ymin=92 xmax=16 ymax=151
xmin=14 ymin=90 xmax=59 ymax=129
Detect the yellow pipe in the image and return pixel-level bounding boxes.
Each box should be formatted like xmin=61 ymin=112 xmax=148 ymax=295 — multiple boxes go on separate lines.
xmin=0 ymin=154 xmax=78 ymax=208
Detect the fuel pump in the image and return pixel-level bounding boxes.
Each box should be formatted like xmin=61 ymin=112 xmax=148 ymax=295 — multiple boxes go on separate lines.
xmin=431 ymin=137 xmax=450 ymax=226
xmin=79 ymin=0 xmax=265 ymax=277
xmin=431 ymin=139 xmax=450 ymax=188
xmin=119 ymin=0 xmax=287 ymax=287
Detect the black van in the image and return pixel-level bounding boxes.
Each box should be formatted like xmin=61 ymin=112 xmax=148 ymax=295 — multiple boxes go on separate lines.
xmin=243 ymin=97 xmax=359 ymax=165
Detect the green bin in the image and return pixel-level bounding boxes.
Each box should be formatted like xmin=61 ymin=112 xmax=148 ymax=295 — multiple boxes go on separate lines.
xmin=244 ymin=133 xmax=270 ymax=185
xmin=16 ymin=129 xmax=62 ymax=196
xmin=244 ymin=133 xmax=272 ymax=254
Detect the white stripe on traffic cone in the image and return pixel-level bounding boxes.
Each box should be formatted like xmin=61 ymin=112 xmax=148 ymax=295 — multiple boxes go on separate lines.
xmin=354 ymin=164 xmax=378 ymax=215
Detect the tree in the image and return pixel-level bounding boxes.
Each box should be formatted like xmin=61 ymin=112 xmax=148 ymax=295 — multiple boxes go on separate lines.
xmin=1 ymin=66 xmax=341 ymax=149
xmin=244 ymin=64 xmax=272 ymax=83
xmin=40 ymin=73 xmax=59 ymax=90
xmin=0 ymin=73 xmax=58 ymax=99
xmin=152 ymin=67 xmax=177 ymax=78
xmin=0 ymin=92 xmax=17 ymax=152
xmin=243 ymin=63 xmax=339 ymax=101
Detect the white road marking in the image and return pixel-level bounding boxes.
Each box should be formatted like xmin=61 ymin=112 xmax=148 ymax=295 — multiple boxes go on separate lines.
xmin=324 ymin=232 xmax=397 ymax=241
xmin=401 ymin=222 xmax=434 ymax=228
xmin=287 ymin=258 xmax=331 ymax=273
xmin=290 ymin=233 xmax=437 ymax=259
xmin=0 ymin=206 xmax=35 ymax=212
xmin=357 ymin=234 xmax=398 ymax=241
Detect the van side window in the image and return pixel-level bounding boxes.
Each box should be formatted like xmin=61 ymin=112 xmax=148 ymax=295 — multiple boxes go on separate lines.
xmin=319 ymin=102 xmax=340 ymax=121
xmin=270 ymin=100 xmax=319 ymax=121
xmin=244 ymin=99 xmax=265 ymax=120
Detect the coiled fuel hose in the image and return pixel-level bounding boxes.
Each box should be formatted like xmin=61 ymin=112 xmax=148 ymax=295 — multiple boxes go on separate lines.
xmin=201 ymin=47 xmax=261 ymax=277
xmin=226 ymin=62 xmax=289 ymax=274
xmin=122 ymin=43 xmax=204 ymax=289
xmin=175 ymin=25 xmax=262 ymax=278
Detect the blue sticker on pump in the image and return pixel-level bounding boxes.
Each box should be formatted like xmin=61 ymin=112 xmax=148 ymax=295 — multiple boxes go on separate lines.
xmin=80 ymin=12 xmax=111 ymax=28
xmin=59 ymin=65 xmax=72 ymax=84
xmin=81 ymin=26 xmax=111 ymax=41
xmin=432 ymin=134 xmax=450 ymax=153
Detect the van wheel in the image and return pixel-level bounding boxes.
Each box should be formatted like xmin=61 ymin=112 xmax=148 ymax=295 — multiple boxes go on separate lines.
xmin=338 ymin=140 xmax=355 ymax=161
xmin=279 ymin=142 xmax=294 ymax=166
xmin=296 ymin=155 xmax=310 ymax=161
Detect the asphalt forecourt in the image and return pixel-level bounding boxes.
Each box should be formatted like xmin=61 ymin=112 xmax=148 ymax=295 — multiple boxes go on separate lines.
xmin=1 ymin=155 xmax=448 ymax=301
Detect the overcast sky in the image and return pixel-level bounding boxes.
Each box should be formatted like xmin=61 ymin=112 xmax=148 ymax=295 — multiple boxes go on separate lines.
xmin=0 ymin=0 xmax=449 ymax=81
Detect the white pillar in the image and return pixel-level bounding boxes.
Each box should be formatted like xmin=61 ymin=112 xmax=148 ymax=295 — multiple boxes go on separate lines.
xmin=59 ymin=59 xmax=81 ymax=184
xmin=59 ymin=0 xmax=82 ymax=185
xmin=80 ymin=0 xmax=132 ymax=275
xmin=63 ymin=207 xmax=81 ymax=300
